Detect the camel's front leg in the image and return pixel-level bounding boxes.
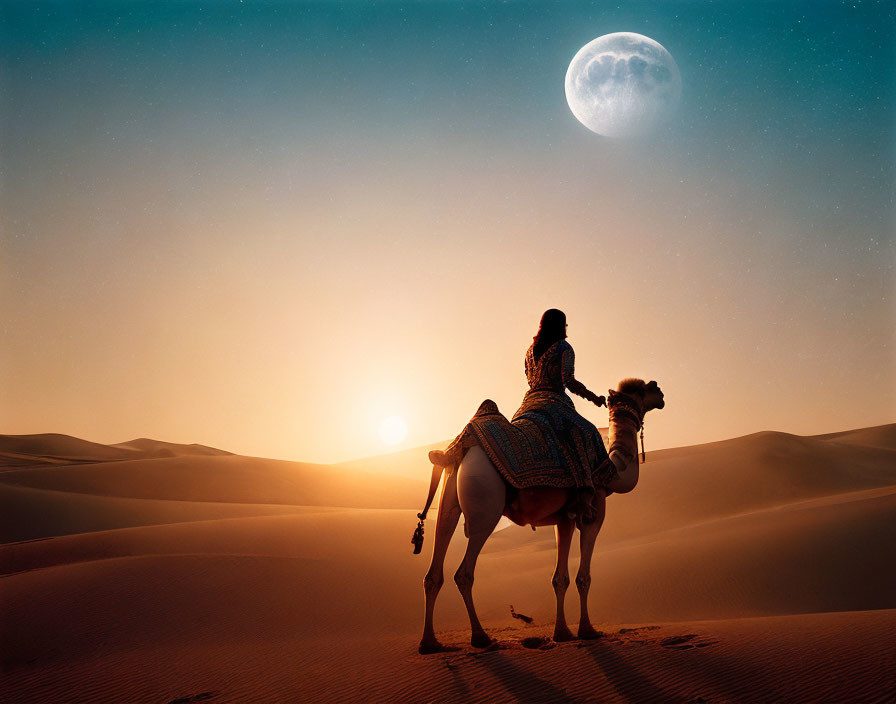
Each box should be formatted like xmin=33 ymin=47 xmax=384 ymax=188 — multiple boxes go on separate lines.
xmin=576 ymin=490 xmax=607 ymax=639
xmin=551 ymin=517 xmax=575 ymax=641
xmin=419 ymin=467 xmax=461 ymax=654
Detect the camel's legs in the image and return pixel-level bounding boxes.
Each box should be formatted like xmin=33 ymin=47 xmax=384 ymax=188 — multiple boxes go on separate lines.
xmin=453 ymin=523 xmax=499 ymax=647
xmin=551 ymin=517 xmax=575 ymax=641
xmin=419 ymin=467 xmax=461 ymax=653
xmin=576 ymin=491 xmax=607 ymax=639
xmin=454 ymin=446 xmax=506 ymax=648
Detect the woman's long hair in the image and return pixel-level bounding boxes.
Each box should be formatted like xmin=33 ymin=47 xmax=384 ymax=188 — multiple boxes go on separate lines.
xmin=532 ymin=309 xmax=567 ymax=362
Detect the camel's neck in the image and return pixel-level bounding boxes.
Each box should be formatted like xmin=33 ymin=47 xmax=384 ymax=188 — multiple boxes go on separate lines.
xmin=608 ymin=413 xmax=639 ymax=451
xmin=607 ymin=395 xmax=644 ymax=473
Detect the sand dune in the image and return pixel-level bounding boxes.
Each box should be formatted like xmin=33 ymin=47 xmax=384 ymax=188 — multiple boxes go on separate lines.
xmin=0 ymin=455 xmax=420 ymax=529
xmin=810 ymin=423 xmax=896 ymax=449
xmin=5 ymin=486 xmax=891 ymax=624
xmin=596 ymin=428 xmax=896 ymax=544
xmin=0 ymin=482 xmax=323 ymax=544
xmin=0 ymin=433 xmax=141 ymax=465
xmin=2 ymin=548 xmax=893 ymax=702
xmin=0 ymin=433 xmax=231 ymax=467
xmin=110 ymin=437 xmax=232 ymax=457
xmin=1 ymin=424 xmax=893 ymax=702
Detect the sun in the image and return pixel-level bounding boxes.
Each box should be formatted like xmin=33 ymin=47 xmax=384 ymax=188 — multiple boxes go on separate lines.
xmin=379 ymin=416 xmax=408 ymax=446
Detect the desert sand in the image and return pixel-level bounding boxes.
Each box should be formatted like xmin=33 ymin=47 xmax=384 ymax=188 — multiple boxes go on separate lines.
xmin=2 ymin=426 xmax=894 ymax=703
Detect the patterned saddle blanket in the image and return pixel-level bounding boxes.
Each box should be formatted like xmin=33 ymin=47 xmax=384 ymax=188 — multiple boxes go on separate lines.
xmin=437 ymin=398 xmax=613 ymax=490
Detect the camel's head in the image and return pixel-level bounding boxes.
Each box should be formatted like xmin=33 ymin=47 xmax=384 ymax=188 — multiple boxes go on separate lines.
xmin=644 ymin=380 xmax=665 ymax=412
xmin=610 ymin=378 xmax=665 ymax=414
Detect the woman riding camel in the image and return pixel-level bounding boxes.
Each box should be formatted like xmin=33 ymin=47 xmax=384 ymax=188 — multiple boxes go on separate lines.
xmin=430 ymin=308 xmax=612 ymax=523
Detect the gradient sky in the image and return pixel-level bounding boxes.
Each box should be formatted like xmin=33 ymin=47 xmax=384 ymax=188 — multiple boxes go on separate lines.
xmin=2 ymin=1 xmax=894 ymax=463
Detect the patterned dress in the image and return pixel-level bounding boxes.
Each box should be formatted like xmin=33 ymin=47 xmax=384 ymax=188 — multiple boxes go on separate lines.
xmin=439 ymin=340 xmax=612 ymax=490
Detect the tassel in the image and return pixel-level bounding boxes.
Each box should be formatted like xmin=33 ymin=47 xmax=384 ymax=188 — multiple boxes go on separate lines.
xmin=640 ymin=426 xmax=646 ymax=463
xmin=410 ymin=463 xmax=447 ymax=556
xmin=411 ymin=519 xmax=425 ymax=554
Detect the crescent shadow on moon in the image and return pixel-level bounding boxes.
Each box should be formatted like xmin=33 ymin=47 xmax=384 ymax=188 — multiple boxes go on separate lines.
xmin=565 ymin=32 xmax=681 ymax=138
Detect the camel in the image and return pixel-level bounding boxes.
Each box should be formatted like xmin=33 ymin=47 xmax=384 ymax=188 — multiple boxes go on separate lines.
xmin=415 ymin=378 xmax=665 ymax=654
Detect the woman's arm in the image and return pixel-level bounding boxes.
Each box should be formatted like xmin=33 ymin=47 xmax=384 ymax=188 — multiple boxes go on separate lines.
xmin=561 ymin=346 xmax=606 ymax=406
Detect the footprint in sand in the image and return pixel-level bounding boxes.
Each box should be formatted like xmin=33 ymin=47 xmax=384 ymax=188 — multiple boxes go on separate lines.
xmin=521 ymin=636 xmax=557 ymax=650
xmin=660 ymin=634 xmax=718 ymax=650
xmin=618 ymin=626 xmax=661 ymax=633
xmin=166 ymin=693 xmax=217 ymax=704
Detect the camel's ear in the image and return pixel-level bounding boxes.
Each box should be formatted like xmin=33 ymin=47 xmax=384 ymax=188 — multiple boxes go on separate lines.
xmin=608 ymin=389 xmax=616 ymax=397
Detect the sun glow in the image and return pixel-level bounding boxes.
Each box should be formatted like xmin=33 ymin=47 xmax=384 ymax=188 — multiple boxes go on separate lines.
xmin=379 ymin=416 xmax=408 ymax=446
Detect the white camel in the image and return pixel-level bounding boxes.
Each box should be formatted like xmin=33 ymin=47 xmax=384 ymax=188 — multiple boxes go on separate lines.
xmin=415 ymin=378 xmax=665 ymax=653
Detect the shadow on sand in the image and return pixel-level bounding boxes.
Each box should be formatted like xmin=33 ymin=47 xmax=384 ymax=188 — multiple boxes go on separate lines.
xmin=442 ymin=660 xmax=474 ymax=702
xmin=473 ymin=651 xmax=576 ymax=704
xmin=580 ymin=641 xmax=683 ymax=703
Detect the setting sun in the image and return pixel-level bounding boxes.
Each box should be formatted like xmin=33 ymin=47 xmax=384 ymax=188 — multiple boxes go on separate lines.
xmin=379 ymin=416 xmax=408 ymax=446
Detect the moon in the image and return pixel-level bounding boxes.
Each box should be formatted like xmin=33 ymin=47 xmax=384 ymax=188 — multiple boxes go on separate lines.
xmin=565 ymin=32 xmax=681 ymax=138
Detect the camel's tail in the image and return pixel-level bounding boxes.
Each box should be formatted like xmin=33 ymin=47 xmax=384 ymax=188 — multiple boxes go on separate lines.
xmin=411 ymin=462 xmax=448 ymax=555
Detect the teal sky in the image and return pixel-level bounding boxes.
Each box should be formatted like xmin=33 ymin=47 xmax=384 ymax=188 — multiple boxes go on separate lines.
xmin=2 ymin=1 xmax=894 ymax=461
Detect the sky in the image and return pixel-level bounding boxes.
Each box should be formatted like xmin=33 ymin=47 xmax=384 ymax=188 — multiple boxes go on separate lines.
xmin=1 ymin=1 xmax=894 ymax=463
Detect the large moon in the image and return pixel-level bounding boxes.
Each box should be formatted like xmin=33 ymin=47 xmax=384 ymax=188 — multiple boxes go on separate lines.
xmin=565 ymin=32 xmax=681 ymax=138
